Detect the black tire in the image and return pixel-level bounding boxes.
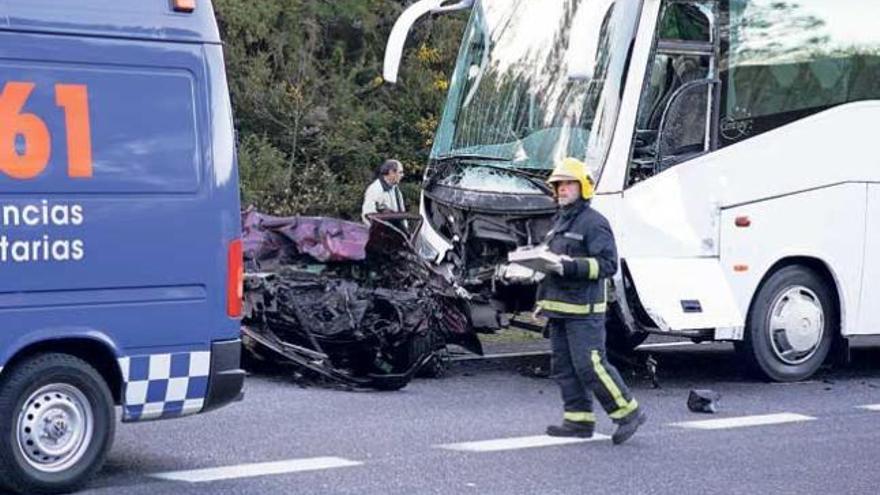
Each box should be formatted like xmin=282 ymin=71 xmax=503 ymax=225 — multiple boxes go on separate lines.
xmin=412 ymin=333 xmax=447 ymax=379
xmin=606 ymin=306 xmax=649 ymax=354
xmin=737 ymin=266 xmax=836 ymax=382
xmin=0 ymin=353 xmax=115 ymax=494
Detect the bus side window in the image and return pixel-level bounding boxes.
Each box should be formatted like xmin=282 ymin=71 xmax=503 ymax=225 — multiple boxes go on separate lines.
xmin=719 ymin=0 xmax=880 ymax=147
xmin=627 ymin=1 xmax=716 ymax=186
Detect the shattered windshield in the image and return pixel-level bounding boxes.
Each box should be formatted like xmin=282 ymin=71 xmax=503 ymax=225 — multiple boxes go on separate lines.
xmin=437 ymin=165 xmax=547 ymax=194
xmin=432 ymin=0 xmax=642 ymax=176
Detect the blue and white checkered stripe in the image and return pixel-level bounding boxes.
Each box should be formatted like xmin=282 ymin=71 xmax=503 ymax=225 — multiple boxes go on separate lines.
xmin=118 ymin=351 xmax=210 ymax=422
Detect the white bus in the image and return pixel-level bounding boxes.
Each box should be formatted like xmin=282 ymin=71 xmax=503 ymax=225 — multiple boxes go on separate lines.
xmin=384 ymin=0 xmax=880 ymax=381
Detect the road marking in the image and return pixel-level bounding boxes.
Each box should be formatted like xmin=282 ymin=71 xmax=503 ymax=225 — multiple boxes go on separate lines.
xmin=150 ymin=457 xmax=362 ymax=483
xmin=858 ymin=404 xmax=880 ymax=411
xmin=438 ymin=434 xmax=610 ymax=452
xmin=671 ymin=413 xmax=815 ymax=430
xmin=636 ymin=341 xmax=696 ymax=350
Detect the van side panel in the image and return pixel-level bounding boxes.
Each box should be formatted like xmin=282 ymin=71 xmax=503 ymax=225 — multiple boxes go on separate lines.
xmin=2 ymin=0 xmax=220 ymax=43
xmin=0 ymin=30 xmax=238 ymax=395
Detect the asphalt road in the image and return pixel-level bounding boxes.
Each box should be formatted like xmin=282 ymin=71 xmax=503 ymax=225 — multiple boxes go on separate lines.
xmin=72 ymin=337 xmax=880 ymax=495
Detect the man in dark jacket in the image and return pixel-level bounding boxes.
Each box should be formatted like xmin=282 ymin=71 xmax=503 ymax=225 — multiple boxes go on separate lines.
xmin=537 ymin=157 xmax=646 ymax=445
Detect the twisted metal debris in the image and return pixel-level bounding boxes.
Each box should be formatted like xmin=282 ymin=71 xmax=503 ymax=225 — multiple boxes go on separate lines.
xmin=241 ymin=209 xmax=482 ymax=390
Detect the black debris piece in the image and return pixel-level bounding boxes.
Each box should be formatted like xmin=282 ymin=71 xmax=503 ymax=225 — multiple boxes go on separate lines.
xmin=687 ymin=389 xmax=721 ymax=414
xmin=609 ymin=350 xmax=661 ymax=388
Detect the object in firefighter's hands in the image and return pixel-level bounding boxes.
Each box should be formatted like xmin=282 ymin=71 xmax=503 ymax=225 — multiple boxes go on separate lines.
xmin=495 ymin=262 xmax=545 ymax=285
xmin=508 ymin=245 xmax=563 ymax=274
xmin=687 ymin=389 xmax=721 ymax=413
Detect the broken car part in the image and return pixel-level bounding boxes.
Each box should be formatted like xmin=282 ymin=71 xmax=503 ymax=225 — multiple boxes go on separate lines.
xmin=241 ymin=209 xmax=481 ymax=390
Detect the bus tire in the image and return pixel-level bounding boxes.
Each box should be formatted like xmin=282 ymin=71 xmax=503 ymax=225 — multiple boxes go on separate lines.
xmin=738 ymin=266 xmax=836 ymax=382
xmin=0 ymin=353 xmax=115 ymax=495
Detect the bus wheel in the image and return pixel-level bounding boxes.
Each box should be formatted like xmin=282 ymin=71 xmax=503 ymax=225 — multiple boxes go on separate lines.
xmin=738 ymin=266 xmax=836 ymax=382
xmin=0 ymin=353 xmax=115 ymax=495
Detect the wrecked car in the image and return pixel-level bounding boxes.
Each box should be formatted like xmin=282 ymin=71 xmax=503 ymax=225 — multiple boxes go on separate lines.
xmin=241 ymin=209 xmax=482 ymax=390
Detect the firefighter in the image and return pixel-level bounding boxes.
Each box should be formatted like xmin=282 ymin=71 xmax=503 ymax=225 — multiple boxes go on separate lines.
xmin=537 ymin=157 xmax=646 ymax=445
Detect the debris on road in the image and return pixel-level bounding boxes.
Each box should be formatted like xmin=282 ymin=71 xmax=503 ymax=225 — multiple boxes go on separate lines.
xmin=240 ymin=209 xmax=482 ymax=390
xmin=611 ymin=350 xmax=661 ymax=388
xmin=687 ymin=389 xmax=721 ymax=413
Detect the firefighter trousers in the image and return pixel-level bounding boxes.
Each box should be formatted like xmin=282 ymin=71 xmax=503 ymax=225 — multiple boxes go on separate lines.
xmin=549 ymin=317 xmax=639 ymax=424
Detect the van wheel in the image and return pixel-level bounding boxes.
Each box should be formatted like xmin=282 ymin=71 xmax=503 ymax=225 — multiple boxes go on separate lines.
xmin=0 ymin=353 xmax=115 ymax=495
xmin=737 ymin=266 xmax=836 ymax=382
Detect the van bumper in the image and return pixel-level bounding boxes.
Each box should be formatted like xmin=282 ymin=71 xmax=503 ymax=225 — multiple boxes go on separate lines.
xmin=202 ymin=338 xmax=245 ymax=413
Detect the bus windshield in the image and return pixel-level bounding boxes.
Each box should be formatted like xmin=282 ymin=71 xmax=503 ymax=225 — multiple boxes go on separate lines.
xmin=431 ymin=0 xmax=642 ymax=177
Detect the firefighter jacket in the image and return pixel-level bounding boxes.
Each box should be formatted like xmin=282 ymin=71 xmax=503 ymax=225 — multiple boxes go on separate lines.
xmin=536 ymin=198 xmax=618 ymax=319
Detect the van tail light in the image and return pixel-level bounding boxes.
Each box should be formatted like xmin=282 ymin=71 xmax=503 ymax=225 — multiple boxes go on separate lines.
xmin=227 ymin=239 xmax=243 ymax=318
xmin=172 ymin=0 xmax=196 ymax=13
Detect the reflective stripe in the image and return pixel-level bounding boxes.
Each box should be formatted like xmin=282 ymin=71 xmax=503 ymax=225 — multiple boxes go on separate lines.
xmin=537 ymin=278 xmax=608 ymax=315
xmin=587 ymin=258 xmax=599 ymax=280
xmin=591 ymin=350 xmax=630 ymax=411
xmin=537 ymin=300 xmax=590 ymax=314
xmin=537 ymin=300 xmax=606 ymax=315
xmin=593 ymin=281 xmax=608 ymax=312
xmin=564 ymin=411 xmax=596 ymax=423
xmin=609 ymin=399 xmax=639 ymax=420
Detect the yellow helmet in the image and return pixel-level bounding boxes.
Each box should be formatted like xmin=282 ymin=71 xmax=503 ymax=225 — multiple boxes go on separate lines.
xmin=547 ymin=157 xmax=595 ymax=200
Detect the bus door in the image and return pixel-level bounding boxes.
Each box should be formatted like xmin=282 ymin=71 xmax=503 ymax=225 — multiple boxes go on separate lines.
xmin=616 ymin=1 xmax=743 ymax=333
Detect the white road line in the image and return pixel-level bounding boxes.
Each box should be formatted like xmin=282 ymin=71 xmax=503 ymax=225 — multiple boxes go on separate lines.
xmin=671 ymin=413 xmax=815 ymax=430
xmin=636 ymin=341 xmax=696 ymax=350
xmin=858 ymin=404 xmax=880 ymax=411
xmin=150 ymin=457 xmax=363 ymax=483
xmin=437 ymin=434 xmax=610 ymax=452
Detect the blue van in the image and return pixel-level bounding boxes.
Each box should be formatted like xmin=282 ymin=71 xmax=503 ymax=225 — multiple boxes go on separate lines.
xmin=0 ymin=1 xmax=244 ymax=493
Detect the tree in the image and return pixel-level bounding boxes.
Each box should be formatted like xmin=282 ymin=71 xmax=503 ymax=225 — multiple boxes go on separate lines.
xmin=214 ymin=0 xmax=466 ymax=218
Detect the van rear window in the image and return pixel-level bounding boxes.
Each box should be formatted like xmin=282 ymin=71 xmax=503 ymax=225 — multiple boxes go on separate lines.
xmin=0 ymin=63 xmax=200 ymax=193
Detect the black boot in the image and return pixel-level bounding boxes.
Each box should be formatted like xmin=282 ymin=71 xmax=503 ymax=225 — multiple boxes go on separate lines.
xmin=546 ymin=420 xmax=594 ymax=438
xmin=612 ymin=410 xmax=646 ymax=445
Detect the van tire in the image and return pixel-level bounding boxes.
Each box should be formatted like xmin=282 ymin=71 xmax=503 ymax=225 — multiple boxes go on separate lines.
xmin=0 ymin=353 xmax=115 ymax=495
xmin=737 ymin=266 xmax=836 ymax=382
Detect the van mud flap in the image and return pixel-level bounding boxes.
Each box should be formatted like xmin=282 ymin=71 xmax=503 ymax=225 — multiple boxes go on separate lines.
xmin=624 ymin=258 xmax=744 ymax=335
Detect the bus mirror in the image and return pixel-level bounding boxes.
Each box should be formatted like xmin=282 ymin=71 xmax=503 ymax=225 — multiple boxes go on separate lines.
xmin=383 ymin=0 xmax=475 ymax=84
xmin=567 ymin=0 xmax=615 ymax=81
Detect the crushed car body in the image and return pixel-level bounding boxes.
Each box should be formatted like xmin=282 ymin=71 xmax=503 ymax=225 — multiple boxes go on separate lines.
xmin=241 ymin=209 xmax=482 ymax=390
